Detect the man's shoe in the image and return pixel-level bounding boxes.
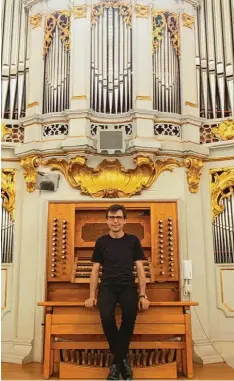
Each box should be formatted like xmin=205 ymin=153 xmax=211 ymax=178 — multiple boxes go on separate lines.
xmin=120 ymin=357 xmax=133 ymax=380
xmin=107 ymin=363 xmax=121 ymax=380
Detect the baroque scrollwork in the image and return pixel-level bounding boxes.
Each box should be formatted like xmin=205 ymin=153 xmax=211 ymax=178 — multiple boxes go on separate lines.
xmin=135 ymin=5 xmax=150 ymax=18
xmin=1 ymin=123 xmax=13 ymax=141
xmin=1 ymin=169 xmax=16 ymax=220
xmin=20 ymin=156 xmax=41 ymax=193
xmin=184 ymin=157 xmax=203 ymax=193
xmin=43 ymin=155 xmax=182 ymax=198
xmin=182 ymin=13 xmax=195 ymax=28
xmin=91 ymin=2 xmax=132 ymax=27
xmin=29 ymin=13 xmax=42 ymax=28
xmin=212 ymin=119 xmax=234 ymax=141
xmin=73 ymin=6 xmax=87 ymax=18
xmin=210 ymin=167 xmax=234 ymax=221
xmin=152 ymin=11 xmax=180 ymax=55
xmin=43 ymin=10 xmax=71 ymax=56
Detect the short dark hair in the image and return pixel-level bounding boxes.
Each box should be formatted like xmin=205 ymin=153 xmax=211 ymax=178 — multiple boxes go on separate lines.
xmin=106 ymin=204 xmax=127 ymax=219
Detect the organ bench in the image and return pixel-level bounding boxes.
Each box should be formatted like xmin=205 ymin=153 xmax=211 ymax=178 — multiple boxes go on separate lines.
xmin=38 ymin=300 xmax=198 ymax=379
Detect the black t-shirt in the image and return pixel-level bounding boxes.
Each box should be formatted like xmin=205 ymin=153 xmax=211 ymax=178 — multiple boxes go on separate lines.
xmin=91 ymin=233 xmax=145 ymax=285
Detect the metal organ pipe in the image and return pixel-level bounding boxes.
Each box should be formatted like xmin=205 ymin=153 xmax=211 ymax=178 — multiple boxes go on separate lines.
xmin=43 ymin=11 xmax=70 ymax=114
xmin=197 ymin=0 xmax=234 ymax=118
xmin=90 ymin=4 xmax=132 ymax=114
xmin=152 ymin=13 xmax=180 ymax=114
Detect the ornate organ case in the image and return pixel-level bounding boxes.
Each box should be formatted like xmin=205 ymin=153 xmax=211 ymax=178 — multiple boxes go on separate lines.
xmin=40 ymin=201 xmax=197 ymax=379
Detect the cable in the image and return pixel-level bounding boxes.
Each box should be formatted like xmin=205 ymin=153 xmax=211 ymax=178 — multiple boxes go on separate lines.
xmin=192 ymin=305 xmax=227 ymax=363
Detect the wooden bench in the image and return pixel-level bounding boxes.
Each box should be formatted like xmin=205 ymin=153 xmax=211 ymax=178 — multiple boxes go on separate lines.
xmin=38 ymin=301 xmax=198 ymax=379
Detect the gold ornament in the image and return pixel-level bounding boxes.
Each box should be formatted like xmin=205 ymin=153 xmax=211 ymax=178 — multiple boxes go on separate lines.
xmin=212 ymin=119 xmax=234 ymax=141
xmin=72 ymin=95 xmax=87 ymax=100
xmin=1 ymin=169 xmax=16 ymax=220
xmin=152 ymin=11 xmax=180 ymax=55
xmin=27 ymin=101 xmax=39 ymax=108
xmin=43 ymin=155 xmax=181 ymax=198
xmin=43 ymin=10 xmax=71 ymax=56
xmin=92 ymin=2 xmax=132 ymax=27
xmin=185 ymin=101 xmax=197 ymax=108
xmin=135 ymin=5 xmax=150 ymax=18
xmin=182 ymin=13 xmax=195 ymax=28
xmin=210 ymin=167 xmax=234 ymax=221
xmin=73 ymin=6 xmax=87 ymax=18
xmin=184 ymin=157 xmax=203 ymax=193
xmin=1 ymin=123 xmax=12 ymax=141
xmin=136 ymin=95 xmax=152 ymax=101
xmin=20 ymin=156 xmax=40 ymax=193
xmin=29 ymin=13 xmax=42 ymax=28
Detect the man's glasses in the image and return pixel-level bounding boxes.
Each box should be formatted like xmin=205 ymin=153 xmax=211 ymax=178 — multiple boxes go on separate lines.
xmin=107 ymin=216 xmax=124 ymax=221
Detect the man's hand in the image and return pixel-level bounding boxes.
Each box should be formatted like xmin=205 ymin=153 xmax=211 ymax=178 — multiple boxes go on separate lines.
xmin=138 ymin=297 xmax=150 ymax=311
xmin=84 ymin=297 xmax=97 ymax=308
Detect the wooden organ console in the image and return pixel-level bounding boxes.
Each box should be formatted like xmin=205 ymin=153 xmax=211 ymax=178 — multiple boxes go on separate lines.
xmin=38 ymin=202 xmax=198 ymax=379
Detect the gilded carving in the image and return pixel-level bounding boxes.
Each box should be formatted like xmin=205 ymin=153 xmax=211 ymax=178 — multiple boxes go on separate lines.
xmin=27 ymin=101 xmax=39 ymax=108
xmin=182 ymin=13 xmax=195 ymax=28
xmin=72 ymin=95 xmax=87 ymax=100
xmin=210 ymin=167 xmax=234 ymax=221
xmin=185 ymin=101 xmax=197 ymax=108
xmin=1 ymin=169 xmax=16 ymax=220
xmin=20 ymin=156 xmax=40 ymax=193
xmin=135 ymin=5 xmax=150 ymax=18
xmin=73 ymin=6 xmax=87 ymax=18
xmin=92 ymin=2 xmax=132 ymax=27
xmin=152 ymin=11 xmax=180 ymax=55
xmin=29 ymin=13 xmax=42 ymax=28
xmin=43 ymin=10 xmax=71 ymax=56
xmin=184 ymin=157 xmax=203 ymax=193
xmin=1 ymin=123 xmax=12 ymax=141
xmin=212 ymin=119 xmax=234 ymax=141
xmin=136 ymin=96 xmax=152 ymax=101
xmin=43 ymin=155 xmax=181 ymax=198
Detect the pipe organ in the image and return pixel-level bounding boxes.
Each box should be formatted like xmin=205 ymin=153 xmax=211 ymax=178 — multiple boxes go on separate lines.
xmin=43 ymin=11 xmax=71 ymax=113
xmin=1 ymin=0 xmax=234 ymax=121
xmin=90 ymin=3 xmax=132 ymax=114
xmin=39 ymin=202 xmax=198 ymax=379
xmin=152 ymin=11 xmax=181 ymax=114
xmin=1 ymin=0 xmax=29 ymax=119
xmin=195 ymin=0 xmax=234 ymax=118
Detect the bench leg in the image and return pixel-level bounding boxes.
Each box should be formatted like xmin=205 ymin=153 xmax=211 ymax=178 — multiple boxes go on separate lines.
xmin=44 ymin=314 xmax=52 ymax=379
xmin=185 ymin=313 xmax=193 ymax=379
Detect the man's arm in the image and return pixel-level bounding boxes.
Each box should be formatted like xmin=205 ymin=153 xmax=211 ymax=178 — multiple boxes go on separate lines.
xmin=90 ymin=262 xmax=101 ymax=298
xmin=135 ymin=260 xmax=146 ymax=295
xmin=85 ymin=262 xmax=100 ymax=307
xmin=136 ymin=260 xmax=150 ymax=311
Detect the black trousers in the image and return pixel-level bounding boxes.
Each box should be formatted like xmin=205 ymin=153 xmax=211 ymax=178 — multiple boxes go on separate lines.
xmin=98 ymin=283 xmax=138 ymax=364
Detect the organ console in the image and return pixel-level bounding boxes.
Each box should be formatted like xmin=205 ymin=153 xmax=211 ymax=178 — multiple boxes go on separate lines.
xmin=38 ymin=201 xmax=198 ymax=379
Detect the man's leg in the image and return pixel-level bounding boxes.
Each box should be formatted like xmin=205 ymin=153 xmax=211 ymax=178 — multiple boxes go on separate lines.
xmin=98 ymin=284 xmax=120 ymax=380
xmin=117 ymin=285 xmax=138 ymax=378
